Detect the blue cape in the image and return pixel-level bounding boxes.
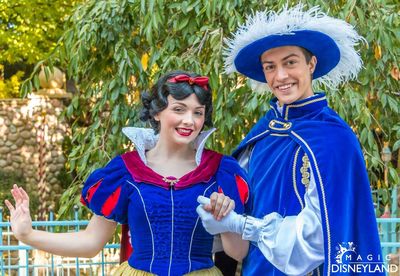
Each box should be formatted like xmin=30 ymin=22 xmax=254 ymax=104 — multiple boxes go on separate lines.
xmin=233 ymin=93 xmax=384 ymax=275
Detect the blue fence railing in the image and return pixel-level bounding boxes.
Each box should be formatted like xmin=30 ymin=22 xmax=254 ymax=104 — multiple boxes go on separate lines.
xmin=378 ymin=218 xmax=400 ymax=259
xmin=0 ymin=207 xmax=119 ymax=276
xmin=0 ymin=206 xmax=399 ymax=275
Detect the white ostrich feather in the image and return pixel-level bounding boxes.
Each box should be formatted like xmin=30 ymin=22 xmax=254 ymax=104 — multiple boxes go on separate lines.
xmin=224 ymin=4 xmax=366 ymax=92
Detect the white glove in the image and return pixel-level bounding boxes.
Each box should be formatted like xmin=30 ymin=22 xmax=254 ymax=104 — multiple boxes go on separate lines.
xmin=196 ymin=195 xmax=246 ymax=235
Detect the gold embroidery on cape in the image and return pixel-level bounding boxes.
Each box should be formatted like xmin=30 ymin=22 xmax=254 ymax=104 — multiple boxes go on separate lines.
xmin=301 ymin=153 xmax=311 ymax=189
xmin=292 ymin=147 xmax=305 ymax=209
xmin=291 ymin=130 xmax=331 ymax=276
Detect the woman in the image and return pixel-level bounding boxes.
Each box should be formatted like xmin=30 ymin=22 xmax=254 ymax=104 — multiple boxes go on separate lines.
xmin=6 ymin=70 xmax=249 ymax=275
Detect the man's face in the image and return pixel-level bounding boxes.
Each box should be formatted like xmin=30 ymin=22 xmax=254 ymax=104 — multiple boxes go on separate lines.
xmin=261 ymin=46 xmax=317 ymax=105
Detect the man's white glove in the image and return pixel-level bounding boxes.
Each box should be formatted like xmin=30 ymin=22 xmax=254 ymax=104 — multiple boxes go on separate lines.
xmin=196 ymin=195 xmax=246 ymax=235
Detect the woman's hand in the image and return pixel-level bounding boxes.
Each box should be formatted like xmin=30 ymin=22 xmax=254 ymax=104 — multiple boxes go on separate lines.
xmin=5 ymin=185 xmax=116 ymax=258
xmin=5 ymin=184 xmax=33 ymax=242
xmin=202 ymin=192 xmax=235 ymax=221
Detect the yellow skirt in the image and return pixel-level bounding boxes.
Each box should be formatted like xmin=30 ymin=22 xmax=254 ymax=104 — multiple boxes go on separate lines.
xmin=113 ymin=261 xmax=223 ymax=276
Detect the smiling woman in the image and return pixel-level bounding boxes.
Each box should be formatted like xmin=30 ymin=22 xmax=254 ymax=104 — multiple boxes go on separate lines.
xmin=6 ymin=70 xmax=249 ymax=276
xmin=153 ymin=94 xmax=205 ymax=150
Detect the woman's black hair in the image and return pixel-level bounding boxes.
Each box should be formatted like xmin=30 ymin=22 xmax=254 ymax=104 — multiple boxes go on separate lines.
xmin=140 ymin=70 xmax=213 ymax=133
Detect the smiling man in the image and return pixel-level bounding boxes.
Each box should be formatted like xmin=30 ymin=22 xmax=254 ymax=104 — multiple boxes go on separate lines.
xmin=260 ymin=46 xmax=316 ymax=105
xmin=196 ymin=4 xmax=384 ymax=276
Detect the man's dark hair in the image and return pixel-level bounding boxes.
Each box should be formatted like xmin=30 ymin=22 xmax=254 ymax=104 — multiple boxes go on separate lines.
xmin=300 ymin=47 xmax=314 ymax=64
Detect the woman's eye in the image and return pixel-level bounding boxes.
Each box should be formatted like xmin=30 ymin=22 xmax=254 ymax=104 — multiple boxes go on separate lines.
xmin=195 ymin=111 xmax=204 ymax=116
xmin=264 ymin=65 xmax=274 ymax=71
xmin=174 ymin=108 xmax=184 ymax=112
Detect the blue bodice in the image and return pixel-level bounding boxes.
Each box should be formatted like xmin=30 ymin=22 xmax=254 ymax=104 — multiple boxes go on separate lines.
xmin=126 ymin=177 xmax=219 ymax=275
xmin=81 ymin=150 xmax=247 ymax=276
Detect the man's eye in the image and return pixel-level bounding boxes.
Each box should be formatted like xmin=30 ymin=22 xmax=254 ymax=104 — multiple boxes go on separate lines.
xmin=287 ymin=60 xmax=297 ymax=65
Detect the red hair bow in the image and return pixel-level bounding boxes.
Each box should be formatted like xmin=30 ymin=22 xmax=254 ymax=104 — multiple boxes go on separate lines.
xmin=167 ymin=74 xmax=209 ymax=90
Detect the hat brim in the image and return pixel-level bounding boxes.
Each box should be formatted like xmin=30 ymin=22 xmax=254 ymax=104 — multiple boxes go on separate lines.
xmin=233 ymin=30 xmax=340 ymax=83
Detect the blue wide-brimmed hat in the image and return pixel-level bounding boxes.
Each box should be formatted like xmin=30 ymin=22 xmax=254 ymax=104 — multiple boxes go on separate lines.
xmin=224 ymin=5 xmax=365 ymax=90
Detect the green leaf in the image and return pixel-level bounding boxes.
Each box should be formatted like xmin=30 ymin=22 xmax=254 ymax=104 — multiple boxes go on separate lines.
xmin=360 ymin=128 xmax=368 ymax=144
xmin=388 ymin=167 xmax=399 ymax=184
xmin=178 ymin=17 xmax=190 ymax=30
xmin=355 ymin=7 xmax=365 ymax=26
xmin=72 ymin=97 xmax=79 ymax=109
xmin=387 ymin=96 xmax=399 ymax=113
xmin=33 ymin=75 xmax=40 ymax=91
xmin=393 ymin=140 xmax=400 ymax=151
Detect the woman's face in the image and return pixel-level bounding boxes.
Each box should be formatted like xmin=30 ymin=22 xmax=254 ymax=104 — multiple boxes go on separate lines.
xmin=154 ymin=94 xmax=205 ymax=147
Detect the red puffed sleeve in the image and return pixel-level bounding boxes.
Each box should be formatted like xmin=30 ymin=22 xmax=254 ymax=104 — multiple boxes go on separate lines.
xmin=215 ymin=156 xmax=249 ymax=214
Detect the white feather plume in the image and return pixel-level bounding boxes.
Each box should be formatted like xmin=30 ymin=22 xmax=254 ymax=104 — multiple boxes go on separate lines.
xmin=224 ymin=4 xmax=366 ymax=92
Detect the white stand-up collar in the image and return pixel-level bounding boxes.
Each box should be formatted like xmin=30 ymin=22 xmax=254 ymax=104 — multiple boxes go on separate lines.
xmin=122 ymin=127 xmax=216 ymax=166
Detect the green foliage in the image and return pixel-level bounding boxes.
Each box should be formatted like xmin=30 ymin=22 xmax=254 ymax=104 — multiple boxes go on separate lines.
xmin=0 ymin=0 xmax=82 ymax=64
xmin=20 ymin=0 xmax=400 ymax=216
xmin=0 ymin=170 xmax=39 ymax=213
xmin=0 ymin=0 xmax=82 ymax=98
xmin=326 ymin=0 xmax=400 ymax=193
xmin=0 ymin=66 xmax=24 ymax=98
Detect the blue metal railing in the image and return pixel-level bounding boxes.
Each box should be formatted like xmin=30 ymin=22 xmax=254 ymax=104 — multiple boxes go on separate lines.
xmin=0 ymin=206 xmax=119 ymax=276
xmin=378 ymin=218 xmax=400 ymax=258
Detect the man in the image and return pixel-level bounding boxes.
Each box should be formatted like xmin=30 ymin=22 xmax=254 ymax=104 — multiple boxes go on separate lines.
xmin=196 ymin=4 xmax=383 ymax=275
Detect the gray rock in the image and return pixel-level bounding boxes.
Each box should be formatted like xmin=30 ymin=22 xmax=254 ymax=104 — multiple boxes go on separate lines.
xmin=15 ymin=139 xmax=24 ymax=147
xmin=9 ymin=125 xmax=17 ymax=133
xmin=11 ymin=155 xmax=23 ymax=163
xmin=8 ymin=133 xmax=18 ymax=142
xmin=20 ymin=131 xmax=31 ymax=139
xmin=0 ymin=147 xmax=10 ymax=154
xmin=0 ymin=159 xmax=7 ymax=167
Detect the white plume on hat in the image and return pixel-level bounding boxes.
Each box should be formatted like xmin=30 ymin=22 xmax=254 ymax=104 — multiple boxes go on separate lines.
xmin=223 ymin=4 xmax=366 ymax=91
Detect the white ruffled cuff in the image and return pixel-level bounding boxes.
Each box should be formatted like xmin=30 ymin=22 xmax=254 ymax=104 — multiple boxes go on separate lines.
xmin=242 ymin=214 xmax=279 ymax=242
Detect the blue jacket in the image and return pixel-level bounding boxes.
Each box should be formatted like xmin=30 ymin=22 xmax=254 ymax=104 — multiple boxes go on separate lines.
xmin=233 ymin=93 xmax=383 ymax=275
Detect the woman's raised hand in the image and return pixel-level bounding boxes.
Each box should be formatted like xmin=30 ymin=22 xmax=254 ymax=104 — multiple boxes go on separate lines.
xmin=4 ymin=184 xmax=33 ymax=242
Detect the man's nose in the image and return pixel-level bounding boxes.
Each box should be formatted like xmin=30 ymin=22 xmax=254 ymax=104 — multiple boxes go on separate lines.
xmin=276 ymin=66 xmax=289 ymax=80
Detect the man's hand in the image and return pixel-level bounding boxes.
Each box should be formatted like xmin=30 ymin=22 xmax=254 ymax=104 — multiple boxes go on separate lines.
xmin=196 ymin=196 xmax=246 ymax=235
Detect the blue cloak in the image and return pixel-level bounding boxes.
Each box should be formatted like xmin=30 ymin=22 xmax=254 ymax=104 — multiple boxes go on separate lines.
xmin=233 ymin=93 xmax=384 ymax=275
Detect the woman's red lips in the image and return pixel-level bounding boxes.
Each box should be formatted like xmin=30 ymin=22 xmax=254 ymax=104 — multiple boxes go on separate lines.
xmin=176 ymin=128 xmax=193 ymax=136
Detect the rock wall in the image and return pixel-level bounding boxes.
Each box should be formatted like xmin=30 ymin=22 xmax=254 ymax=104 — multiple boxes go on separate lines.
xmin=0 ymin=96 xmax=70 ymax=211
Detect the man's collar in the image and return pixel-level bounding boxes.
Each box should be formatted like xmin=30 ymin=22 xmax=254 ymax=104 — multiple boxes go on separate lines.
xmin=270 ymin=93 xmax=327 ymax=120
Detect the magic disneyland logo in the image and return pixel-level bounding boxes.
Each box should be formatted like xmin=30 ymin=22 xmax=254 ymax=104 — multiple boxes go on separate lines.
xmin=331 ymin=242 xmax=398 ymax=273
